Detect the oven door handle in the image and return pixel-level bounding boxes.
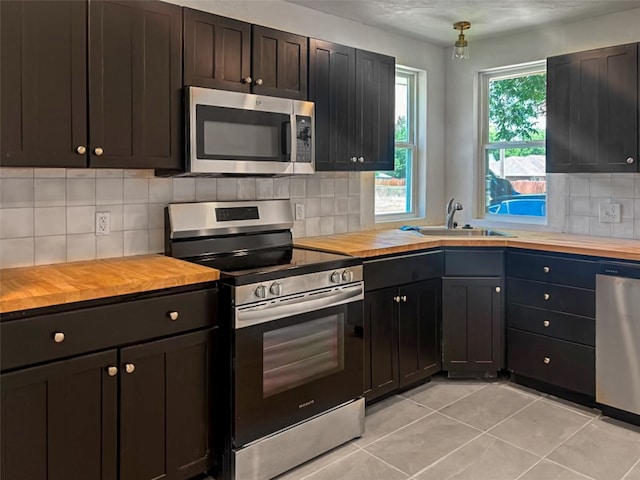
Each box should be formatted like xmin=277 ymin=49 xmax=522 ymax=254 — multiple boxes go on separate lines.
xmin=234 ymin=283 xmax=363 ymax=329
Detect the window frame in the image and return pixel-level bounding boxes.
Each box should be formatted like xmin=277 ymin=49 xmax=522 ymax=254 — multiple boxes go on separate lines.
xmin=375 ymin=67 xmax=419 ymax=222
xmin=478 ymin=61 xmax=547 ymax=223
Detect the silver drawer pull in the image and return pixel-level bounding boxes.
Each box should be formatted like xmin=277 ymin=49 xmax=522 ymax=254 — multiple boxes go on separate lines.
xmin=543 ymin=320 xmax=550 ymax=327
xmin=544 ymin=293 xmax=550 ymax=300
xmin=168 ymin=311 xmax=179 ymax=321
xmin=124 ymin=363 xmax=135 ymax=374
xmin=543 ymin=266 xmax=550 ymax=273
xmin=53 ymin=332 xmax=65 ymax=343
xmin=106 ymin=366 xmax=118 ymax=377
xmin=394 ymin=296 xmax=401 ymax=303
xmin=543 ymin=357 xmax=551 ymax=365
xmin=495 ymin=286 xmax=501 ymax=293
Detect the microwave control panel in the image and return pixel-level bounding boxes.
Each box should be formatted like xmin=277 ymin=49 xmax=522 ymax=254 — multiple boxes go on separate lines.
xmin=295 ymin=115 xmax=312 ymax=163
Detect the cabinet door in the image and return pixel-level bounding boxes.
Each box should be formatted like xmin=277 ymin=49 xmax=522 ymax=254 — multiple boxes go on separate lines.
xmin=442 ymin=277 xmax=504 ymax=374
xmin=1 ymin=0 xmax=87 ymax=167
xmin=89 ymin=0 xmax=182 ymax=169
xmin=547 ymin=43 xmax=638 ymax=173
xmin=398 ymin=279 xmax=442 ymax=387
xmin=309 ymin=39 xmax=357 ymax=171
xmin=252 ymin=26 xmax=308 ymax=100
xmin=0 ymin=350 xmax=118 ymax=480
xmin=355 ymin=49 xmax=395 ymax=171
xmin=183 ymin=8 xmax=251 ymax=92
xmin=364 ymin=287 xmax=399 ymax=401
xmin=119 ymin=329 xmax=215 ymax=480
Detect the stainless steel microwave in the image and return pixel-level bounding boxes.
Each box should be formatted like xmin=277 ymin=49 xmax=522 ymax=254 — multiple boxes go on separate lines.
xmin=186 ymin=87 xmax=314 ymax=176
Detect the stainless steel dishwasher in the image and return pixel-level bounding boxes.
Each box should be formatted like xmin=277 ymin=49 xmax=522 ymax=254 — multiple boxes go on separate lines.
xmin=596 ymin=262 xmax=640 ymax=419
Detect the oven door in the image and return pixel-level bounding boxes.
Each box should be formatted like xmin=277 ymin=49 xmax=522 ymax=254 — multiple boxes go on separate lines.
xmin=233 ymin=284 xmax=364 ymax=447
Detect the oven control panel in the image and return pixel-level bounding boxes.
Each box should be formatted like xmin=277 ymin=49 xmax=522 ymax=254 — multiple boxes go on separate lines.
xmin=234 ymin=266 xmax=364 ymax=307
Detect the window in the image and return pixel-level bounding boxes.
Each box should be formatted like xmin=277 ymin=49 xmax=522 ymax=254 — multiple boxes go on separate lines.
xmin=480 ymin=63 xmax=547 ymax=219
xmin=375 ymin=68 xmax=418 ymax=219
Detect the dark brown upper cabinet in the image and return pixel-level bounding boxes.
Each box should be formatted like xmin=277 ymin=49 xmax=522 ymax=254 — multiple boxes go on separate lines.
xmin=309 ymin=40 xmax=395 ymax=171
xmin=183 ymin=10 xmax=308 ymax=100
xmin=1 ymin=0 xmax=182 ymax=170
xmin=547 ymin=43 xmax=639 ymax=173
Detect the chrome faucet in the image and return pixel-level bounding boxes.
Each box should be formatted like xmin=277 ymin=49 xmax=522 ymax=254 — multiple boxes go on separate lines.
xmin=445 ymin=198 xmax=463 ymax=229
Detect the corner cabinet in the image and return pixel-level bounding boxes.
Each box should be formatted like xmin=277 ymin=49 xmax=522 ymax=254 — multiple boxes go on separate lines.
xmin=309 ymin=39 xmax=395 ymax=171
xmin=183 ymin=9 xmax=308 ymax=100
xmin=1 ymin=0 xmax=183 ymax=170
xmin=363 ymin=251 xmax=443 ymax=402
xmin=547 ymin=42 xmax=639 ymax=173
xmin=0 ymin=287 xmax=217 ymax=480
xmin=442 ymin=249 xmax=505 ymax=377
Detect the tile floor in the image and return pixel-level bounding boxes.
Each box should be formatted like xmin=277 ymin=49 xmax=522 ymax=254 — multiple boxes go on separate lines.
xmin=275 ymin=376 xmax=640 ymax=480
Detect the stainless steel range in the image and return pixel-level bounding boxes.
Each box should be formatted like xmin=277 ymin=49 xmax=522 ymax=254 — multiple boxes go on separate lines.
xmin=165 ymin=200 xmax=365 ymax=480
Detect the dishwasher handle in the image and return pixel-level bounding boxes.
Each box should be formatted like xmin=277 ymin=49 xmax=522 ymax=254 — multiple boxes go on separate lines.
xmin=598 ymin=262 xmax=640 ymax=279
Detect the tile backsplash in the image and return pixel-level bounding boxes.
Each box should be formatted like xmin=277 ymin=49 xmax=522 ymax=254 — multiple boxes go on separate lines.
xmin=0 ymin=168 xmax=363 ymax=269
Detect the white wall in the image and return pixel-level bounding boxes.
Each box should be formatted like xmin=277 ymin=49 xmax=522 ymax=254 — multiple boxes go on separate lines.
xmin=445 ymin=7 xmax=640 ymax=239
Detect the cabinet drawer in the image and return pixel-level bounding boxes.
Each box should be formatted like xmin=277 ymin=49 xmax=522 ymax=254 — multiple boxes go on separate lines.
xmin=507 ymin=251 xmax=596 ymax=289
xmin=507 ymin=329 xmax=594 ymax=396
xmin=507 ymin=303 xmax=594 ymax=346
xmin=1 ymin=288 xmax=217 ymax=371
xmin=364 ymin=251 xmax=443 ymax=291
xmin=445 ymin=249 xmax=504 ymax=276
xmin=507 ymin=278 xmax=594 ymax=318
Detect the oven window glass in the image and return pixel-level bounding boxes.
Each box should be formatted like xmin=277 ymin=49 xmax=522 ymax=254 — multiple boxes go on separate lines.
xmin=204 ymin=121 xmax=278 ymax=158
xmin=263 ymin=314 xmax=344 ymax=398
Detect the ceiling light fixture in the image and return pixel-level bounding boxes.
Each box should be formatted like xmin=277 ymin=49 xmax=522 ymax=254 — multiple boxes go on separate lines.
xmin=452 ymin=21 xmax=471 ymax=60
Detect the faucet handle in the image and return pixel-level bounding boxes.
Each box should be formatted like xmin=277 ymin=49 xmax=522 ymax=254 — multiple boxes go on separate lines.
xmin=455 ymin=202 xmax=463 ymax=211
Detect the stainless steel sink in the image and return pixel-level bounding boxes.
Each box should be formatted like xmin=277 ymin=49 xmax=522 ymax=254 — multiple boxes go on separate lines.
xmin=414 ymin=228 xmax=514 ymax=237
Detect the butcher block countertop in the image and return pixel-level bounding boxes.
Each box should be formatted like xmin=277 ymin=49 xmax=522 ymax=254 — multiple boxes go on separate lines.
xmin=294 ymin=229 xmax=640 ymax=262
xmin=0 ymin=255 xmax=220 ymax=314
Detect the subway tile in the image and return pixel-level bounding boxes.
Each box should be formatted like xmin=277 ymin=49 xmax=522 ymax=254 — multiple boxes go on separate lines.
xmin=1 ymin=178 xmax=34 ymax=207
xmin=612 ymin=197 xmax=635 ymax=219
xmin=320 ymin=178 xmax=335 ymax=197
xmin=273 ymin=177 xmax=290 ymax=199
xmin=349 ymin=177 xmax=361 ymax=195
xmin=124 ymin=230 xmax=149 ymax=256
xmin=34 ymin=207 xmax=66 ymax=236
xmin=148 ymin=203 xmax=165 ymax=229
xmin=0 ymin=238 xmax=34 ymax=268
xmin=292 ymin=220 xmax=306 ymax=239
xmin=96 ymin=231 xmax=124 ymax=259
xmin=335 ymin=196 xmax=350 ymax=215
xmin=589 ymin=197 xmax=611 ymax=217
xmin=123 ymin=178 xmax=149 ymax=204
xmin=335 ymin=178 xmax=349 ymax=196
xmin=569 ymin=197 xmax=590 ymax=216
xmin=149 ymin=178 xmax=173 ymax=203
xmin=172 ymin=178 xmax=196 ymax=202
xmin=96 ymin=169 xmax=123 ymax=178
xmin=66 ymin=178 xmax=95 ymax=205
xmin=306 ymin=177 xmax=321 ymax=196
xmin=256 ymin=178 xmax=273 ymax=199
xmin=123 ymin=204 xmax=149 ymax=230
xmin=0 ymin=208 xmax=34 ymax=239
xmin=611 ymin=220 xmax=634 ymax=239
xmin=35 ymin=235 xmax=67 ymax=265
xmin=320 ymin=197 xmax=335 ymax=216
xmin=612 ymin=174 xmax=635 ymax=198
xmin=305 ymin=217 xmax=321 ymax=237
xmin=290 ymin=177 xmax=306 ymax=198
xmin=349 ymin=196 xmax=361 ymax=214
xmin=148 ymin=228 xmax=164 ymax=253
xmin=96 ymin=178 xmax=123 ymax=205
xmin=0 ymin=167 xmax=34 ymax=178
xmin=305 ymin=197 xmax=321 ymax=218
xmin=66 ymin=234 xmax=96 ymax=262
xmin=67 ymin=206 xmax=96 ymax=234
xmin=320 ymin=216 xmax=335 ymax=235
xmin=123 ymin=169 xmax=152 ymax=178
xmin=238 ymin=178 xmax=257 ymax=200
xmin=568 ymin=216 xmax=590 ymax=235
xmin=34 ymin=179 xmax=66 ymax=206
xmin=97 ymin=205 xmax=123 ymax=232
xmin=34 ymin=168 xmax=66 ymax=178
xmin=589 ymin=217 xmax=611 ymax=237
xmin=635 ymin=175 xmax=640 ymax=197
xmin=217 ymin=178 xmax=237 ymax=200
xmin=348 ymin=214 xmax=361 ymax=232
xmin=569 ymin=175 xmax=590 ymax=196
xmin=66 ymin=169 xmax=95 ymax=178
xmin=334 ymin=215 xmax=348 ymax=234
xmin=590 ymin=174 xmax=612 ymax=197
xmin=195 ymin=178 xmax=217 ymax=201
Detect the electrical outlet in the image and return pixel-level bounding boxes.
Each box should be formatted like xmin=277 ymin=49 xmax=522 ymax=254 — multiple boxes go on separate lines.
xmin=599 ymin=203 xmax=621 ymax=223
xmin=96 ymin=211 xmax=111 ymax=235
xmin=295 ymin=203 xmax=305 ymax=221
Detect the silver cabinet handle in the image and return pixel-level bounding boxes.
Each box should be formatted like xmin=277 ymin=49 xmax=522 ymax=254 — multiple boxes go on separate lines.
xmin=124 ymin=363 xmax=135 ymax=374
xmin=543 ymin=320 xmax=550 ymax=327
xmin=401 ymin=295 xmax=407 ymax=302
xmin=350 ymin=157 xmax=358 ymax=163
xmin=543 ymin=266 xmax=550 ymax=273
xmin=53 ymin=332 xmax=65 ymax=343
xmin=76 ymin=145 xmax=86 ymax=155
xmin=168 ymin=311 xmax=179 ymax=321
xmin=254 ymin=78 xmax=263 ymax=86
xmin=543 ymin=357 xmax=551 ymax=365
xmin=94 ymin=147 xmax=104 ymax=156
xmin=394 ymin=296 xmax=401 ymax=303
xmin=495 ymin=286 xmax=501 ymax=293
xmin=358 ymin=156 xmax=365 ymax=163
xmin=242 ymin=76 xmax=253 ymax=84
xmin=544 ymin=293 xmax=550 ymax=300
xmin=106 ymin=366 xmax=118 ymax=377
xmin=626 ymin=157 xmax=635 ymax=164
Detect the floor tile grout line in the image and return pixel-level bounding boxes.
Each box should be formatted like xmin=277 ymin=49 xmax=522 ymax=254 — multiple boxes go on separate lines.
xmin=621 ymin=455 xmax=640 ymax=480
xmin=294 ymin=444 xmax=364 ymax=480
xmin=400 ymin=380 xmax=492 ymax=412
xmin=544 ymin=458 xmax=599 ymax=480
xmin=497 ymin=381 xmax=550 ymax=401
xmin=359 ymin=447 xmax=413 ymax=478
xmin=538 ymin=395 xmax=602 ymax=420
xmin=357 ymin=407 xmax=436 ymax=449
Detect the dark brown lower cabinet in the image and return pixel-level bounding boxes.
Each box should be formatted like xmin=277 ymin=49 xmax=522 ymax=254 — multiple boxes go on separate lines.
xmin=442 ymin=277 xmax=504 ymax=375
xmin=1 ymin=328 xmax=215 ymax=480
xmin=1 ymin=350 xmax=118 ymax=480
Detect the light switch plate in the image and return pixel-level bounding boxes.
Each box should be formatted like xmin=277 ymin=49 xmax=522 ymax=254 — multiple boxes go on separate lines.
xmin=599 ymin=203 xmax=621 ymax=223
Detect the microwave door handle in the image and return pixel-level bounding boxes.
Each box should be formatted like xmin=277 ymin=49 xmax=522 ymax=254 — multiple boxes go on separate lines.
xmin=290 ymin=115 xmax=297 ymax=162
xmin=281 ymin=120 xmax=291 ymax=161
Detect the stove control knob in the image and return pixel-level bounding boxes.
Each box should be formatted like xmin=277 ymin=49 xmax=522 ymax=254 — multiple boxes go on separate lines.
xmin=342 ymin=269 xmax=353 ymax=283
xmin=270 ymin=282 xmax=283 ymax=296
xmin=255 ymin=285 xmax=268 ymax=298
xmin=330 ymin=271 xmax=342 ymax=284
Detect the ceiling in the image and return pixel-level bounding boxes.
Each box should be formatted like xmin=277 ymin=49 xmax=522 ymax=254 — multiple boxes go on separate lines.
xmin=285 ymin=0 xmax=640 ymax=46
